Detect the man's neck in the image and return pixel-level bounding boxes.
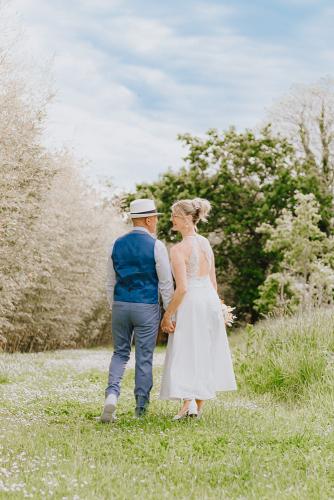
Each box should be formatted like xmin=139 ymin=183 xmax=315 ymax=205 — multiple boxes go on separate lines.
xmin=132 ymin=226 xmax=157 ymax=238
xmin=132 ymin=225 xmax=153 ymax=235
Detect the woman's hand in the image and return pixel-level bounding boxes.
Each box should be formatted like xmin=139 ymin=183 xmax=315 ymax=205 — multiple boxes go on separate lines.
xmin=221 ymin=300 xmax=236 ymax=327
xmin=161 ymin=313 xmax=175 ymax=334
xmin=160 ymin=245 xmax=187 ymax=334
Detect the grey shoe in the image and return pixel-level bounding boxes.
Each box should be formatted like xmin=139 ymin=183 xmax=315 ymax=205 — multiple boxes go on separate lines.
xmin=101 ymin=393 xmax=117 ymax=423
xmin=173 ymin=409 xmax=189 ymax=421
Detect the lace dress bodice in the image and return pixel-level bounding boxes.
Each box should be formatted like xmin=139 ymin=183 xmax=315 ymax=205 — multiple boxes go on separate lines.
xmin=184 ymin=234 xmax=213 ymax=279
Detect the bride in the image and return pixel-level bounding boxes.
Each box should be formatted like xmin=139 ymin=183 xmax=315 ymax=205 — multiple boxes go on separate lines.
xmin=159 ymin=198 xmax=237 ymax=419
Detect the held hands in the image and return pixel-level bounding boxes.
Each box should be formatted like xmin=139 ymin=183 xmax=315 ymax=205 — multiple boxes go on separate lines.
xmin=161 ymin=313 xmax=176 ymax=334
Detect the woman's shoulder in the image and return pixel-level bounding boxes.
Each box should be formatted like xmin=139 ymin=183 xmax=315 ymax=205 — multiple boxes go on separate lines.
xmin=196 ymin=233 xmax=214 ymax=254
xmin=196 ymin=233 xmax=211 ymax=245
xmin=170 ymin=241 xmax=190 ymax=260
xmin=170 ymin=241 xmax=184 ymax=254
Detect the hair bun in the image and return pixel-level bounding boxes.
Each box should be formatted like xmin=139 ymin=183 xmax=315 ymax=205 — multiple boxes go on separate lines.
xmin=192 ymin=198 xmax=211 ymax=222
xmin=171 ymin=198 xmax=211 ymax=225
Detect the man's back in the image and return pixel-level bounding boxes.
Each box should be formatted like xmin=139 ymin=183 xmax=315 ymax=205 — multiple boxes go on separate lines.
xmin=102 ymin=198 xmax=174 ymax=421
xmin=112 ymin=230 xmax=159 ymax=304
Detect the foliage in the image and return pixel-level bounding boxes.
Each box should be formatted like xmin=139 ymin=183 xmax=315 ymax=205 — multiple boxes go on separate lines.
xmin=0 ymin=54 xmax=56 ymax=341
xmin=0 ymin=29 xmax=126 ymax=352
xmin=255 ymin=192 xmax=334 ymax=316
xmin=236 ymin=307 xmax=334 ymax=401
xmin=3 ymin=157 xmax=125 ymax=351
xmin=268 ymin=77 xmax=334 ymax=199
xmin=122 ymin=127 xmax=331 ymax=320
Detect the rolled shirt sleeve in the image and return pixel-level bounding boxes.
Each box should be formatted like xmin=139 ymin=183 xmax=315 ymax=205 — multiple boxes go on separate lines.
xmin=106 ymin=243 xmax=116 ymax=309
xmin=154 ymin=240 xmax=174 ymax=310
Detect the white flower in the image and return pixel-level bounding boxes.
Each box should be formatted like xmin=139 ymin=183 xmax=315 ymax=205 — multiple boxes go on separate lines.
xmin=221 ymin=302 xmax=237 ymax=327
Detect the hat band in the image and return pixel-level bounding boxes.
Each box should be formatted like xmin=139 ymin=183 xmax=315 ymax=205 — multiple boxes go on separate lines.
xmin=131 ymin=209 xmax=158 ymax=215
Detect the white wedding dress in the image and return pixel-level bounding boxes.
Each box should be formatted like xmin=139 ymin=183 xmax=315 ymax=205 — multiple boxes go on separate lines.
xmin=159 ymin=234 xmax=237 ymax=401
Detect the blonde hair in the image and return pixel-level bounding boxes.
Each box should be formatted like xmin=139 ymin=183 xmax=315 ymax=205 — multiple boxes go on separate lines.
xmin=172 ymin=198 xmax=211 ymax=225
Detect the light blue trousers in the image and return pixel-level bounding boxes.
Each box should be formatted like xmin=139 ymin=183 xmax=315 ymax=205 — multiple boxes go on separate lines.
xmin=105 ymin=302 xmax=161 ymax=402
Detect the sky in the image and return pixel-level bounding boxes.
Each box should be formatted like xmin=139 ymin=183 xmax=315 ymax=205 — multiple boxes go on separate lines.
xmin=9 ymin=0 xmax=334 ymax=190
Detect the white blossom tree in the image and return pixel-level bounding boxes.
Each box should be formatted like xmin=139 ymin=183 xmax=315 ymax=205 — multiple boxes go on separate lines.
xmin=268 ymin=77 xmax=334 ymax=196
xmin=255 ymin=192 xmax=334 ymax=316
xmin=0 ymin=57 xmax=56 ymax=342
xmin=4 ymin=153 xmax=125 ymax=351
xmin=0 ymin=17 xmax=126 ymax=351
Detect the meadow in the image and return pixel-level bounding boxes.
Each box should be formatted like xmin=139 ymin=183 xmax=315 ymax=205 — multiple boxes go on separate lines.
xmin=1 ymin=308 xmax=334 ymax=499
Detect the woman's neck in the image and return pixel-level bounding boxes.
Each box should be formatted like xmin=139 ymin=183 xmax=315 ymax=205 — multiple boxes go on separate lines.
xmin=180 ymin=228 xmax=197 ymax=239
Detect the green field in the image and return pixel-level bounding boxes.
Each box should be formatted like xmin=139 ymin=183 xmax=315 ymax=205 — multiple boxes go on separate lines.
xmin=1 ymin=309 xmax=334 ymax=499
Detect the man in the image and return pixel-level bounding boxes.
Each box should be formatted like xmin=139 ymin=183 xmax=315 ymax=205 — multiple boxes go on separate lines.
xmin=101 ymin=199 xmax=174 ymax=422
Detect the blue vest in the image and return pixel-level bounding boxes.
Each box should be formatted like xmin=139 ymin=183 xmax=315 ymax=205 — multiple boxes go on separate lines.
xmin=112 ymin=230 xmax=159 ymax=304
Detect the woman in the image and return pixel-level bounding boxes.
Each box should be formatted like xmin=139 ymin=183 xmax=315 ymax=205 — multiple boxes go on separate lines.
xmin=159 ymin=198 xmax=237 ymax=419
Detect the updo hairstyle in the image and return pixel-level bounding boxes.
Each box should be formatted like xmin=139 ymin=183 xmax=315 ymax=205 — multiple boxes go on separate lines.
xmin=172 ymin=198 xmax=211 ymax=225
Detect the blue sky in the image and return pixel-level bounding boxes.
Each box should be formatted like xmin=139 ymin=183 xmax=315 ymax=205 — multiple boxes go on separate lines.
xmin=12 ymin=0 xmax=334 ymax=190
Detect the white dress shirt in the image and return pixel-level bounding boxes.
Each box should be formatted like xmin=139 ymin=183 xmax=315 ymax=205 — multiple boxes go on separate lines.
xmin=106 ymin=227 xmax=174 ymax=311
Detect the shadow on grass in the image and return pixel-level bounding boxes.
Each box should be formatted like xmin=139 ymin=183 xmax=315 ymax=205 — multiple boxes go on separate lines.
xmin=44 ymin=400 xmax=188 ymax=430
xmin=0 ymin=374 xmax=9 ymax=384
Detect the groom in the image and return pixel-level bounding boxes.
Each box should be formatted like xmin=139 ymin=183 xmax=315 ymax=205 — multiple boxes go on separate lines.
xmin=101 ymin=199 xmax=174 ymax=422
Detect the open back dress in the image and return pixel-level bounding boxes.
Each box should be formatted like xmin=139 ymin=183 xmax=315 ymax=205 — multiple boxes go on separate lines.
xmin=159 ymin=234 xmax=237 ymax=401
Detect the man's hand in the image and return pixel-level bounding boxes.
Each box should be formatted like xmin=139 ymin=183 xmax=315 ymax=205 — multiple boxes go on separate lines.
xmin=161 ymin=313 xmax=175 ymax=334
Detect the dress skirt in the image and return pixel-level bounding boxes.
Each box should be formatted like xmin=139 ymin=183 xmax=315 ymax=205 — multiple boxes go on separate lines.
xmin=159 ymin=276 xmax=237 ymax=401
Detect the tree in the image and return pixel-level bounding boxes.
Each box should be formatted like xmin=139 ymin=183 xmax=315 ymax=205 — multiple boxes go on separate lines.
xmin=121 ymin=127 xmax=322 ymax=321
xmin=268 ymin=77 xmax=334 ymax=199
xmin=0 ymin=19 xmax=126 ymax=351
xmin=255 ymin=192 xmax=334 ymax=316
xmin=3 ymin=155 xmax=125 ymax=351
xmin=0 ymin=56 xmax=56 ymax=338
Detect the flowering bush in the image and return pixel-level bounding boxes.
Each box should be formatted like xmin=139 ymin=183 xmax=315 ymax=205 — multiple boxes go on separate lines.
xmin=0 ymin=32 xmax=126 ymax=351
xmin=255 ymin=192 xmax=334 ymax=316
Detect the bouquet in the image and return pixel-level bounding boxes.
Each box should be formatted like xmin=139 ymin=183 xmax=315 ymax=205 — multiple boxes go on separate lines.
xmin=221 ymin=300 xmax=236 ymax=327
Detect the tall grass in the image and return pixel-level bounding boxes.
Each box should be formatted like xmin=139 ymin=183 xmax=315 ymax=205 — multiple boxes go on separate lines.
xmin=236 ymin=308 xmax=334 ymax=401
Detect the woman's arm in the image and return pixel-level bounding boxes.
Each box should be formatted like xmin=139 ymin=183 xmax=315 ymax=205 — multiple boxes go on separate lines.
xmin=161 ymin=246 xmax=188 ymax=332
xmin=209 ymin=251 xmax=217 ymax=291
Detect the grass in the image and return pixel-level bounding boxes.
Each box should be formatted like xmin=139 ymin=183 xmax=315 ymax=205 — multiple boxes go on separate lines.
xmin=0 ymin=374 xmax=9 ymax=385
xmin=1 ymin=309 xmax=334 ymax=499
xmin=235 ymin=308 xmax=334 ymax=401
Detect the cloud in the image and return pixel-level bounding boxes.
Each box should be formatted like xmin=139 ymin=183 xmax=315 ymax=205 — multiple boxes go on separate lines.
xmin=9 ymin=0 xmax=332 ymax=190
xmin=102 ymin=16 xmax=174 ymax=56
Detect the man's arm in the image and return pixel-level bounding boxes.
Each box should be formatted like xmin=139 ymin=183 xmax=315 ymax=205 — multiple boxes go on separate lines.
xmin=154 ymin=240 xmax=174 ymax=310
xmin=106 ymin=243 xmax=116 ymax=309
